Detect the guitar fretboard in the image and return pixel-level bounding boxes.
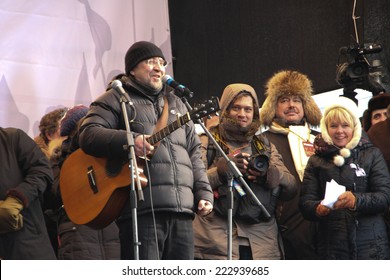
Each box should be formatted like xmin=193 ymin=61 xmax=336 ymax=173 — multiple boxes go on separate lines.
xmin=148 ymin=112 xmax=191 ymax=145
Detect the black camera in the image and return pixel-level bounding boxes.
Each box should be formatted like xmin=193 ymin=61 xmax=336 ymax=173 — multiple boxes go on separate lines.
xmin=247 ymin=154 xmax=269 ymax=174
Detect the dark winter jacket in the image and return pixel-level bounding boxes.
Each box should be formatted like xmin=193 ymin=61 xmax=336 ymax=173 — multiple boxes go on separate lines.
xmin=47 ymin=133 xmax=120 ymax=260
xmin=79 ymin=77 xmax=213 ymax=219
xmin=262 ymin=127 xmax=319 ymax=260
xmin=300 ymin=133 xmax=390 ymax=259
xmin=367 ymin=117 xmax=390 ymax=172
xmin=0 ymin=127 xmax=56 ymax=259
xmin=194 ymin=83 xmax=296 ymax=260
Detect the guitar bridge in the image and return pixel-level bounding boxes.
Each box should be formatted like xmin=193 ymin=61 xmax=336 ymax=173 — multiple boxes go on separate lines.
xmin=87 ymin=166 xmax=98 ymax=194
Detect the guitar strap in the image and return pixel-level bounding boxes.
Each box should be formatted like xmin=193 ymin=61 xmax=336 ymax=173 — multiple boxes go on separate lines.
xmin=152 ymin=95 xmax=169 ymax=145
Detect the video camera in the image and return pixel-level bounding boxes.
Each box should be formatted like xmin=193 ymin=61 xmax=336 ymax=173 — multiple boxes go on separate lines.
xmin=337 ymin=43 xmax=384 ymax=103
xmin=339 ymin=43 xmax=382 ymax=83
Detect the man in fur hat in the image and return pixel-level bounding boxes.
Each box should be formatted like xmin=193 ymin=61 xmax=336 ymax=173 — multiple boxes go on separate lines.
xmin=367 ymin=103 xmax=390 ymax=173
xmin=362 ymin=93 xmax=390 ymax=132
xmin=260 ymin=70 xmax=322 ymax=259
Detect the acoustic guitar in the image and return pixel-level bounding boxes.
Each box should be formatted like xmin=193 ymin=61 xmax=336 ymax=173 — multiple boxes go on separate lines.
xmin=60 ymin=97 xmax=219 ymax=229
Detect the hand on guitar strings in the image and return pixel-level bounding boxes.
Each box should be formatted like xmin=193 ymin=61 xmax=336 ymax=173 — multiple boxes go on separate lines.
xmin=135 ymin=134 xmax=154 ymax=157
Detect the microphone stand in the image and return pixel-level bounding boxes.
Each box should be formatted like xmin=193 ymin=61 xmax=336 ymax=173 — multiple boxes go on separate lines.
xmin=227 ymin=173 xmax=234 ymax=260
xmin=177 ymin=93 xmax=271 ymax=260
xmin=119 ymin=94 xmax=142 ymax=260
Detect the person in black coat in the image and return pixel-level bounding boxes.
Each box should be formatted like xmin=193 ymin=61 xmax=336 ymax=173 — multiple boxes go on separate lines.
xmin=47 ymin=105 xmax=121 ymax=259
xmin=0 ymin=127 xmax=56 ymax=259
xmin=78 ymin=41 xmax=213 ymax=260
xmin=300 ymin=97 xmax=390 ymax=259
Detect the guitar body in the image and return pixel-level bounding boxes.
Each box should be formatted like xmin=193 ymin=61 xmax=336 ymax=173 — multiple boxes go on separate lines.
xmin=60 ymin=149 xmax=145 ymax=229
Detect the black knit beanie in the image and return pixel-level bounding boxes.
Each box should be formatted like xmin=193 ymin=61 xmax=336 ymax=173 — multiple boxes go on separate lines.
xmin=124 ymin=41 xmax=165 ymax=75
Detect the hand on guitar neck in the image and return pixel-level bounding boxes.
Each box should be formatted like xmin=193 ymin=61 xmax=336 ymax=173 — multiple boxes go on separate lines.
xmin=134 ymin=134 xmax=155 ymax=157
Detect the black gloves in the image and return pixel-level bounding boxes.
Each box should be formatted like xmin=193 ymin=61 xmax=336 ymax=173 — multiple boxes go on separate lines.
xmin=0 ymin=196 xmax=24 ymax=233
xmin=216 ymin=153 xmax=248 ymax=178
xmin=216 ymin=154 xmax=281 ymax=190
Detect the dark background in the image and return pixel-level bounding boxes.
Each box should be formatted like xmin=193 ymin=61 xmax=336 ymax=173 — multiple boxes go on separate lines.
xmin=167 ymin=0 xmax=390 ymax=106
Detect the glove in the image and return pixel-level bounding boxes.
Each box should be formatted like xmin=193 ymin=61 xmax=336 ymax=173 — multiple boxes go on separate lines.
xmin=216 ymin=153 xmax=248 ymax=178
xmin=333 ymin=191 xmax=356 ymax=210
xmin=0 ymin=196 xmax=24 ymax=233
xmin=264 ymin=165 xmax=280 ymax=189
xmin=316 ymin=203 xmax=331 ymax=217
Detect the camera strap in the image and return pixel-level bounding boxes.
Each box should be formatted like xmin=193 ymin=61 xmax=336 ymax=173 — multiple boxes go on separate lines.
xmin=252 ymin=134 xmax=270 ymax=155
xmin=206 ymin=127 xmax=230 ymax=167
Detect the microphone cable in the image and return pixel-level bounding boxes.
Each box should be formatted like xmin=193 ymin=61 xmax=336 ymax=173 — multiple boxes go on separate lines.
xmin=140 ymin=131 xmax=160 ymax=260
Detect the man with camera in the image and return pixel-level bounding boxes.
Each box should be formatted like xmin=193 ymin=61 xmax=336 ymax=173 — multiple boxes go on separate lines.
xmin=259 ymin=70 xmax=322 ymax=259
xmin=193 ymin=83 xmax=296 ymax=260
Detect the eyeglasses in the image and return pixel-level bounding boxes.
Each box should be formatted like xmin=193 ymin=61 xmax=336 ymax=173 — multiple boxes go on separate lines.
xmin=145 ymin=57 xmax=168 ymax=68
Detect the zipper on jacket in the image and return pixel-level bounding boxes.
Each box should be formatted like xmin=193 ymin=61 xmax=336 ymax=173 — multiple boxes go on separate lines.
xmin=167 ymin=138 xmax=181 ymax=212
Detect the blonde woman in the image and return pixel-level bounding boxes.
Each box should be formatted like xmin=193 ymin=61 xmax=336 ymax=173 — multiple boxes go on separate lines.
xmin=300 ymin=97 xmax=390 ymax=259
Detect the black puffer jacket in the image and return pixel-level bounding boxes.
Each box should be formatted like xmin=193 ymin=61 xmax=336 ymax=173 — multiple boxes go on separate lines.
xmin=300 ymin=134 xmax=390 ymax=259
xmin=79 ymin=78 xmax=213 ymax=218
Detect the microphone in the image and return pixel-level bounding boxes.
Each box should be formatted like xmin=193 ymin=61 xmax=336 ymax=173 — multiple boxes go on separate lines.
xmin=111 ymin=80 xmax=132 ymax=103
xmin=162 ymin=75 xmax=194 ymax=98
xmin=111 ymin=80 xmax=126 ymax=95
xmin=111 ymin=79 xmax=144 ymax=201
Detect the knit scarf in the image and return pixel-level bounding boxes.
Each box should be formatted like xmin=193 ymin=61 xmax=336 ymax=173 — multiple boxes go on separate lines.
xmin=120 ymin=74 xmax=162 ymax=101
xmin=218 ymin=116 xmax=260 ymax=151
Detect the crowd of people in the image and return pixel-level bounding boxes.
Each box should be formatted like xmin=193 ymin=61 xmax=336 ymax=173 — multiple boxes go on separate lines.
xmin=1 ymin=41 xmax=390 ymax=260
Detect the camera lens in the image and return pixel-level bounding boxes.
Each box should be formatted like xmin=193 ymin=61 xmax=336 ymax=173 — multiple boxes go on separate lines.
xmin=252 ymin=155 xmax=269 ymax=172
xmin=248 ymin=154 xmax=269 ymax=174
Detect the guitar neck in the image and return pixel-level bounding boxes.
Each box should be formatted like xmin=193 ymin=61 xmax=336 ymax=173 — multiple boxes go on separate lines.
xmin=148 ymin=112 xmax=191 ymax=145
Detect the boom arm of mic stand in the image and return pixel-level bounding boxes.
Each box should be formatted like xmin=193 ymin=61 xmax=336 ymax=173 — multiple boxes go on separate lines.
xmin=179 ymin=96 xmax=271 ymax=219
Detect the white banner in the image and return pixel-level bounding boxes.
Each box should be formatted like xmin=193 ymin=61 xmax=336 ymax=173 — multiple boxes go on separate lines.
xmin=0 ymin=0 xmax=172 ymax=136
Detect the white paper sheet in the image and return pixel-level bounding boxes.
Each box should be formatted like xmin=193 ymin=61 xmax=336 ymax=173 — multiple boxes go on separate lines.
xmin=321 ymin=179 xmax=346 ymax=209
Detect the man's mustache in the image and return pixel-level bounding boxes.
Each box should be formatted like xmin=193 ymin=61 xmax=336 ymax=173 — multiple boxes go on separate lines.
xmin=285 ymin=108 xmax=298 ymax=114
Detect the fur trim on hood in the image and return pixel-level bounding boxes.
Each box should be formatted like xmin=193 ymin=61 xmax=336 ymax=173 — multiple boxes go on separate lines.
xmin=320 ymin=96 xmax=362 ymax=166
xmin=260 ymin=70 xmax=322 ymax=127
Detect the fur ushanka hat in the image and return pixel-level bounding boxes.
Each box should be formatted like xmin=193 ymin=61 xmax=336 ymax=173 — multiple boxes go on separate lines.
xmin=260 ymin=70 xmax=322 ymax=127
xmin=362 ymin=93 xmax=390 ymax=131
